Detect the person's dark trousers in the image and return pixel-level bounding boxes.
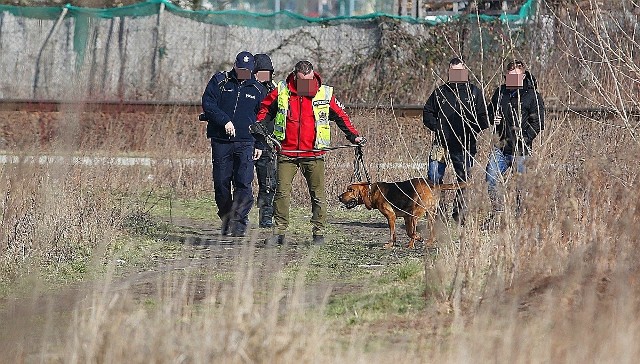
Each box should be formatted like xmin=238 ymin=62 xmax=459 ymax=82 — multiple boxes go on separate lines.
xmin=254 ymin=152 xmax=277 ymax=228
xmin=273 ymin=156 xmax=326 ymax=237
xmin=427 ymin=150 xmax=472 ymax=224
xmin=211 ymin=140 xmax=255 ymax=235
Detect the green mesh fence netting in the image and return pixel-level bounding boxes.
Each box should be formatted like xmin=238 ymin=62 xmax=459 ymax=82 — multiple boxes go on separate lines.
xmin=0 ymin=0 xmax=537 ymax=26
xmin=0 ymin=0 xmax=538 ymax=64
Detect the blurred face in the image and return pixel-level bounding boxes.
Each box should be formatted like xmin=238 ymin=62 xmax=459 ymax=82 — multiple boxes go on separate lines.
xmin=255 ymin=70 xmax=271 ymax=83
xmin=448 ymin=63 xmax=468 ymax=82
xmin=505 ymin=62 xmax=526 ymax=88
xmin=296 ymin=71 xmax=318 ymax=96
xmin=234 ymin=66 xmax=251 ymax=80
xmin=505 ymin=67 xmax=525 ymax=89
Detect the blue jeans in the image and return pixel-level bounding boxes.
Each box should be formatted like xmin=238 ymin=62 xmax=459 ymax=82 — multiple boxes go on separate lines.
xmin=427 ymin=151 xmax=473 ymax=184
xmin=211 ymin=140 xmax=255 ymax=234
xmin=485 ymin=148 xmax=527 ymax=212
xmin=427 ymin=151 xmax=472 ymax=221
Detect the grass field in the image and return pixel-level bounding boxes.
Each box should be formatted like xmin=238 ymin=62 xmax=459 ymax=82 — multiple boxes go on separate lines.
xmin=1 ymin=104 xmax=639 ymax=362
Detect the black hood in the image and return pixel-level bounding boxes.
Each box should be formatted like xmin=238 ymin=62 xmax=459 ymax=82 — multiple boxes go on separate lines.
xmin=254 ymin=53 xmax=274 ymax=72
xmin=524 ymin=71 xmax=538 ymax=90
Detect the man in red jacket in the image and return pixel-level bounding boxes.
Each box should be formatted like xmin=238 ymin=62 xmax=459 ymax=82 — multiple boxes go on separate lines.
xmin=257 ymin=60 xmax=365 ymax=245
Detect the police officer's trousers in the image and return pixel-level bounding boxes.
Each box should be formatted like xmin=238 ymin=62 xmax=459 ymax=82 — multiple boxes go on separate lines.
xmin=211 ymin=140 xmax=254 ymax=235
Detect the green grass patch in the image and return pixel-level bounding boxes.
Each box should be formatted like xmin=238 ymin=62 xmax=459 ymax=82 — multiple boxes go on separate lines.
xmin=150 ymin=193 xmax=216 ymax=222
xmin=325 ymin=259 xmax=426 ymax=325
xmin=107 ymin=235 xmax=184 ymax=273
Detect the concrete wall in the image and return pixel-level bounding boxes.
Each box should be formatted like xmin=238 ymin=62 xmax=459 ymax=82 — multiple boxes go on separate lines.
xmin=0 ymin=10 xmax=387 ymax=102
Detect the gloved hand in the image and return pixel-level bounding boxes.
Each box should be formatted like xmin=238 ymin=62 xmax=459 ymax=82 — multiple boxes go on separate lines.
xmin=249 ymin=121 xmax=267 ymax=136
xmin=224 ymin=121 xmax=235 ymax=137
xmin=354 ymin=136 xmax=367 ymax=146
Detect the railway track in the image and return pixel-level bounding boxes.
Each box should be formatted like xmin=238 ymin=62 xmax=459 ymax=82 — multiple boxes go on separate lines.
xmin=0 ymin=99 xmax=638 ymax=119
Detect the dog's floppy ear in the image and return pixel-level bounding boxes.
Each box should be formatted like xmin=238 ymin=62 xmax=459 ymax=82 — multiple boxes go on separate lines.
xmin=358 ymin=182 xmax=373 ymax=209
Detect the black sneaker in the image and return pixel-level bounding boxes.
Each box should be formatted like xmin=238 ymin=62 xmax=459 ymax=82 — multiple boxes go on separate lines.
xmin=259 ymin=222 xmax=273 ymax=228
xmin=312 ymin=235 xmax=325 ymax=245
xmin=264 ymin=234 xmax=285 ymax=246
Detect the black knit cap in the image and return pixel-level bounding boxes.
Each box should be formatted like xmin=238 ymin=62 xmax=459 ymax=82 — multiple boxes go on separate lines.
xmin=254 ymin=53 xmax=274 ymax=72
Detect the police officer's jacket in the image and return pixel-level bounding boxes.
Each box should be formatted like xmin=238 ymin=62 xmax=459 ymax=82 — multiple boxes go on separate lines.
xmin=490 ymin=71 xmax=545 ymax=156
xmin=423 ymin=82 xmax=489 ymax=155
xmin=201 ymin=69 xmax=266 ymax=143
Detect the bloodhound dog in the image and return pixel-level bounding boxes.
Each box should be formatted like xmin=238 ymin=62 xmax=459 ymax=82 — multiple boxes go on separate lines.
xmin=339 ymin=178 xmax=465 ymax=249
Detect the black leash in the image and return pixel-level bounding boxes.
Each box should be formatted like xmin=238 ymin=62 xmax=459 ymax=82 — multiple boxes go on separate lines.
xmin=249 ymin=122 xmax=370 ymax=184
xmin=352 ymin=145 xmax=371 ymax=184
xmin=275 ymin=144 xmax=360 ymax=153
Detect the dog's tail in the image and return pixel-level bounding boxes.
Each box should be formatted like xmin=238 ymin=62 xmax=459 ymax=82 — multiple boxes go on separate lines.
xmin=432 ymin=182 xmax=467 ymax=191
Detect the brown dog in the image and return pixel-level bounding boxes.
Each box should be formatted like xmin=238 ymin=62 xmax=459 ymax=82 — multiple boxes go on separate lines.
xmin=338 ymin=178 xmax=465 ymax=249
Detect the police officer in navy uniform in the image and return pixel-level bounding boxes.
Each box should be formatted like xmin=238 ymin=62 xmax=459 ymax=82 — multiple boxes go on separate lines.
xmin=201 ymin=51 xmax=266 ymax=236
xmin=252 ymin=54 xmax=278 ymax=228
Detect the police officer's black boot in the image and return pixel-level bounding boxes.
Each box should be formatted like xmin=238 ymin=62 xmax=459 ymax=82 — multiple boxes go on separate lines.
xmin=220 ymin=217 xmax=231 ymax=236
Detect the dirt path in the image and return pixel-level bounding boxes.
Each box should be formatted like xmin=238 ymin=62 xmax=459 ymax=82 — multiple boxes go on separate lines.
xmin=0 ymin=211 xmax=430 ymax=361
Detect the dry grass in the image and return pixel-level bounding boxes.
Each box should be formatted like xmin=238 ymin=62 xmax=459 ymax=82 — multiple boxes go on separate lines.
xmin=1 ymin=107 xmax=638 ymax=362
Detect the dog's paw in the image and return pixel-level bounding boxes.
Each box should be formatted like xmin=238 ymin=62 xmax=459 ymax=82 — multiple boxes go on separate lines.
xmin=383 ymin=241 xmax=395 ymax=249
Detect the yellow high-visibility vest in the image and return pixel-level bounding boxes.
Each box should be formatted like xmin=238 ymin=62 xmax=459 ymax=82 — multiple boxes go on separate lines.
xmin=273 ymin=81 xmax=333 ymax=149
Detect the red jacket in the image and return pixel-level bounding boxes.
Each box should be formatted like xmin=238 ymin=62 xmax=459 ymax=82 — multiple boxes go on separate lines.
xmin=257 ymin=71 xmax=360 ymax=158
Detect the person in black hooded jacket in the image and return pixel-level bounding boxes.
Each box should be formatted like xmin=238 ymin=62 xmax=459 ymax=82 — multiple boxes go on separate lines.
xmin=423 ymin=57 xmax=489 ymax=224
xmin=252 ymin=53 xmax=278 ymax=228
xmin=485 ymin=59 xmax=545 ymax=216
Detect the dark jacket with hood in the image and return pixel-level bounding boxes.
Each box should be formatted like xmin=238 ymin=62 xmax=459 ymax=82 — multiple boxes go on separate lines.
xmin=257 ymin=71 xmax=360 ymax=158
xmin=423 ymin=82 xmax=489 ymax=155
xmin=256 ymin=81 xmax=277 ymax=133
xmin=489 ymin=71 xmax=545 ymax=156
xmin=201 ymin=69 xmax=266 ymax=143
